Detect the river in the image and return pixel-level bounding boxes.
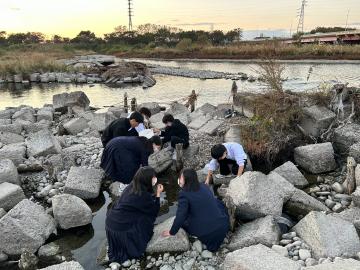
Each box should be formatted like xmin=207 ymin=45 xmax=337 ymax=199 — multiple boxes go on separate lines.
xmin=0 ymin=59 xmax=359 ymax=110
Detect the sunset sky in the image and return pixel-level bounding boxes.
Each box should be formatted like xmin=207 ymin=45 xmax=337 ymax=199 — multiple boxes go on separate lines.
xmin=0 ymin=0 xmax=359 ymax=39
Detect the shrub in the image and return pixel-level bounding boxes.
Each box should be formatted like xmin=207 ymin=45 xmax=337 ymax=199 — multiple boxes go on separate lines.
xmin=176 ymin=38 xmax=193 ymax=51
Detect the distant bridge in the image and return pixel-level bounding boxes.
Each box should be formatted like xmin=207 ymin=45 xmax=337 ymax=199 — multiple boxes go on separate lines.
xmin=284 ymin=30 xmax=360 ymax=44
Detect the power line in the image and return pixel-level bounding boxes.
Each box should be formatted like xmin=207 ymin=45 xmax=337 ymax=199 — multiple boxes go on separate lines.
xmin=297 ymin=0 xmax=307 ymax=33
xmin=128 ymin=0 xmax=133 ymax=31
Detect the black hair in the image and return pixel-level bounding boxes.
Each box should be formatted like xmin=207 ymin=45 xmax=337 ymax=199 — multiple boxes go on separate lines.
xmin=181 ymin=168 xmax=200 ymax=192
xmin=211 ymin=144 xmax=227 ymax=160
xmin=131 ymin=166 xmax=156 ymax=195
xmin=150 ymin=135 xmax=162 ymax=147
xmin=162 ymin=114 xmax=174 ymax=124
xmin=139 ymin=107 xmax=152 ymax=119
xmin=129 ymin=111 xmax=144 ymax=123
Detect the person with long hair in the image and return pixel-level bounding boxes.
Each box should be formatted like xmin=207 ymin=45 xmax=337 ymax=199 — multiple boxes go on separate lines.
xmin=100 ymin=135 xmax=162 ymax=184
xmin=162 ymin=168 xmax=229 ymax=252
xmin=105 ymin=167 xmax=164 ymax=264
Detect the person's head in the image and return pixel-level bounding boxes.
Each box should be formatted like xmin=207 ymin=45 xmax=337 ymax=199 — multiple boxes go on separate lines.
xmin=211 ymin=144 xmax=227 ymax=161
xmin=162 ymin=114 xmax=175 ymax=127
xmin=150 ymin=135 xmax=162 ymax=152
xmin=129 ymin=111 xmax=144 ymax=128
xmin=132 ymin=166 xmax=157 ymax=195
xmin=139 ymin=107 xmax=152 ymax=120
xmin=178 ymin=168 xmax=200 ymax=192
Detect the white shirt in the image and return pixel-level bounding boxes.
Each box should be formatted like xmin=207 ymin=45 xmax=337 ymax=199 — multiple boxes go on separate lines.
xmin=209 ymin=142 xmax=247 ymax=171
xmin=127 ymin=112 xmax=146 ymax=133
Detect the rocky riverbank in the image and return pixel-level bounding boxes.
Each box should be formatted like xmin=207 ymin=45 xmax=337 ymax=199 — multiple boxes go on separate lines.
xmin=0 ymin=85 xmax=360 ymax=270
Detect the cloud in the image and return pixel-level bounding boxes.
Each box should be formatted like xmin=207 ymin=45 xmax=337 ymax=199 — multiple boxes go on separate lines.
xmin=9 ymin=6 xmax=21 ymax=11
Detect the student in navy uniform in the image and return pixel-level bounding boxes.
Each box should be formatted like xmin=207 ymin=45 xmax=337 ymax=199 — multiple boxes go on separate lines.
xmin=101 ymin=111 xmax=144 ymax=147
xmin=153 ymin=114 xmax=189 ymax=149
xmin=127 ymin=107 xmax=152 ymax=133
xmin=162 ymin=168 xmax=229 ymax=252
xmin=205 ymin=143 xmax=247 ymax=184
xmin=106 ymin=167 xmax=164 ymax=264
xmin=100 ymin=136 xmax=162 ymax=184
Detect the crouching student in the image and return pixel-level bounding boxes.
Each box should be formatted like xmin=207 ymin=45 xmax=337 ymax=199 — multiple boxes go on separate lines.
xmin=100 ymin=135 xmax=162 ymax=184
xmin=162 ymin=168 xmax=229 ymax=252
xmin=205 ymin=142 xmax=247 ymax=185
xmin=127 ymin=107 xmax=152 ymax=133
xmin=153 ymin=114 xmax=189 ymax=149
xmin=106 ymin=167 xmax=164 ymax=264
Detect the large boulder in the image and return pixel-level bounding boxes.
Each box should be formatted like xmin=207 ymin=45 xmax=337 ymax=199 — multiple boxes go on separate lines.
xmin=284 ymin=189 xmax=328 ymax=217
xmin=12 ymin=108 xmax=35 ymax=123
xmin=63 ymin=117 xmax=89 ymax=135
xmin=197 ymin=103 xmax=217 ymax=116
xmin=273 ymin=161 xmax=309 ymax=188
xmin=138 ymin=102 xmax=161 ymax=115
xmin=299 ymin=106 xmax=335 ymax=137
xmin=0 ymin=109 xmax=12 ymax=120
xmin=350 ymin=143 xmax=360 ymax=163
xmin=352 ymin=188 xmax=360 ymax=207
xmin=222 ymin=244 xmax=301 ymax=270
xmin=39 ymin=261 xmax=84 ymax=270
xmin=88 ymin=111 xmax=116 ymax=132
xmin=199 ymin=119 xmax=223 ymax=136
xmin=0 ymin=123 xmax=23 ymax=134
xmin=227 ymin=216 xmax=281 ymax=251
xmin=304 ymin=258 xmax=360 ymax=270
xmin=146 ymin=217 xmax=190 ymax=253
xmin=37 ymin=107 xmax=54 ymax=122
xmin=188 ymin=115 xmax=211 ymax=130
xmin=165 ymin=102 xmax=189 ymax=116
xmin=0 ymin=143 xmax=26 ymax=165
xmin=0 ymin=199 xmax=56 ymax=255
xmin=356 ymin=164 xmax=360 ymax=187
xmin=26 ymin=129 xmax=62 ymax=157
xmin=53 ymin=91 xmax=90 ymax=113
xmin=64 ymin=166 xmax=103 ymax=199
xmin=52 ymin=194 xmax=92 ymax=229
xmin=0 ymin=159 xmax=19 ymax=185
xmin=330 ymin=207 xmax=360 ymax=232
xmin=225 ymin=172 xmax=295 ymax=220
xmin=23 ymin=120 xmax=51 ymax=134
xmin=294 ymin=143 xmax=337 ymax=174
xmin=0 ymin=182 xmax=25 ymax=211
xmin=333 ymin=124 xmax=360 ymax=154
xmin=0 ymin=131 xmax=24 ymax=145
xmin=292 ymin=211 xmax=360 ymax=258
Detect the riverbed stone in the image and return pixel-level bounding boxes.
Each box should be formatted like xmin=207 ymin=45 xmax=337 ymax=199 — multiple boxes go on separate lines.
xmin=349 ymin=143 xmax=360 ymax=163
xmin=225 ymin=172 xmax=295 ymax=220
xmin=37 ymin=108 xmax=54 ymax=122
xmin=0 ymin=208 xmax=6 ymax=219
xmin=0 ymin=119 xmax=11 ymax=125
xmin=300 ymin=106 xmax=336 ymax=137
xmin=0 ymin=143 xmax=26 ymax=165
xmin=53 ymin=91 xmax=90 ymax=113
xmin=0 ymin=131 xmax=24 ymax=145
xmin=23 ymin=120 xmax=51 ymax=134
xmin=63 ymin=117 xmax=89 ymax=135
xmin=355 ymin=164 xmax=360 ymax=187
xmin=188 ymin=115 xmax=212 ymax=130
xmin=0 ymin=182 xmax=25 ymax=211
xmin=0 ymin=199 xmax=56 ymax=255
xmin=273 ymin=161 xmax=309 ymax=188
xmin=139 ymin=102 xmax=161 ymax=115
xmin=52 ymin=194 xmax=92 ymax=229
xmin=88 ymin=111 xmax=116 ymax=132
xmin=26 ymin=129 xmax=62 ymax=157
xmin=352 ymin=188 xmax=360 ymax=207
xmin=292 ymin=211 xmax=360 ymax=258
xmin=304 ymin=258 xmax=360 ymax=270
xmin=166 ymin=102 xmax=189 ymax=116
xmin=0 ymin=109 xmax=12 ymax=120
xmin=197 ymin=103 xmax=217 ymax=115
xmin=0 ymin=159 xmax=19 ymax=185
xmin=333 ymin=124 xmax=360 ymax=154
xmin=0 ymin=123 xmax=22 ymax=134
xmin=12 ymin=108 xmax=35 ymax=123
xmin=39 ymin=261 xmax=85 ymax=270
xmin=284 ymin=189 xmax=328 ymax=217
xmin=294 ymin=143 xmax=337 ymax=174
xmin=64 ymin=166 xmax=103 ymax=199
xmin=222 ymin=244 xmax=301 ymax=270
xmin=228 ymin=215 xmax=281 ymax=251
xmin=224 ymin=125 xmax=242 ymax=144
xmin=146 ymin=217 xmax=190 ymax=253
xmin=330 ymin=207 xmax=360 ymax=232
xmin=199 ymin=120 xmax=223 ymax=136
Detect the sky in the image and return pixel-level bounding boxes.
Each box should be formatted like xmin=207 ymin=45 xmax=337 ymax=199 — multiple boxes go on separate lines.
xmin=0 ymin=0 xmax=359 ymax=39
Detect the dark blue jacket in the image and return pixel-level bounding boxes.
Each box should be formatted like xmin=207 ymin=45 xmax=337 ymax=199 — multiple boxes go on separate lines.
xmin=100 ymin=136 xmax=150 ymax=184
xmin=101 ymin=118 xmax=138 ymax=147
xmin=170 ymin=183 xmax=229 ymax=237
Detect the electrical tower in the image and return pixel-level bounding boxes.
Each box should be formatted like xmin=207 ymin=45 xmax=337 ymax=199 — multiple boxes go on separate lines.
xmin=128 ymin=0 xmax=133 ymax=31
xmin=297 ymin=0 xmax=307 ymax=33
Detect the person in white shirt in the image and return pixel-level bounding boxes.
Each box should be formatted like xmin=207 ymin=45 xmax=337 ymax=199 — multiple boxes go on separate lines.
xmin=127 ymin=107 xmax=152 ymax=133
xmin=205 ymin=142 xmax=247 ymax=185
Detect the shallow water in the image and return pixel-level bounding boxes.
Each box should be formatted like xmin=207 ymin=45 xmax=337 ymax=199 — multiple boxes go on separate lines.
xmin=1 ymin=59 xmax=359 ymax=110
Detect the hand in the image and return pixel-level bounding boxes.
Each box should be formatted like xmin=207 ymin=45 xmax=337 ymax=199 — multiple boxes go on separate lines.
xmin=161 ymin=230 xmax=171 ymax=237
xmin=156 ymin=184 xmax=164 ymax=197
xmin=205 ymin=178 xmax=210 ymax=185
xmin=152 ymin=128 xmax=160 ymax=134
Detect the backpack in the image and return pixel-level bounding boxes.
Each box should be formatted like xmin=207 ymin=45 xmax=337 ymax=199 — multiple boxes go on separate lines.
xmin=148 ymin=149 xmax=173 ymax=174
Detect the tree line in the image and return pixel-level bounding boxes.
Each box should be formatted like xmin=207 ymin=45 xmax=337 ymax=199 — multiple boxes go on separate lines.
xmin=0 ymin=24 xmax=243 ymax=48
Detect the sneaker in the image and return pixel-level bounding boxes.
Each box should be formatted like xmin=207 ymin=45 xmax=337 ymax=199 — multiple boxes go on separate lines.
xmin=215 ymin=174 xmax=226 ymax=179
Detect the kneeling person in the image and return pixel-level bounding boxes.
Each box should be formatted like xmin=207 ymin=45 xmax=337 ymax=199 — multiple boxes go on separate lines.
xmin=205 ymin=142 xmax=247 ymax=185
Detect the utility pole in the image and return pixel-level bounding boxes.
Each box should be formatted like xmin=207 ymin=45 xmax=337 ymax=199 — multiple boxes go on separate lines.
xmin=128 ymin=0 xmax=133 ymax=31
xmin=297 ymin=0 xmax=307 ymax=33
